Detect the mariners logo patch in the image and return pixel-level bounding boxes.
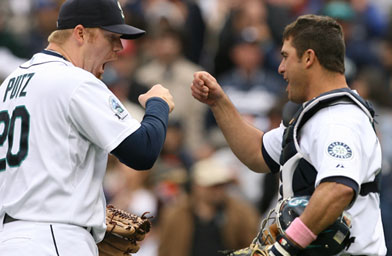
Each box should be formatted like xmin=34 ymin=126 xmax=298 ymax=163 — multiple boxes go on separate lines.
xmin=109 ymin=96 xmax=127 ymax=120
xmin=327 ymin=141 xmax=353 ymax=159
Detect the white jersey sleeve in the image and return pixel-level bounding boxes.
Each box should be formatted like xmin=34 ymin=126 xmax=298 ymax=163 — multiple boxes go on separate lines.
xmin=300 ymin=103 xmax=381 ymax=192
xmin=69 ymin=77 xmax=140 ymax=152
xmin=262 ymin=122 xmax=285 ymax=167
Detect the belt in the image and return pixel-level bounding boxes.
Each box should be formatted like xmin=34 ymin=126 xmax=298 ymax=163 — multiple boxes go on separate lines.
xmin=3 ymin=214 xmax=92 ymax=233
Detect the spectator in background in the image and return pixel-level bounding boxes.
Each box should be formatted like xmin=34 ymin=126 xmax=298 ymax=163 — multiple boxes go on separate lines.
xmin=371 ymin=0 xmax=392 ymax=18
xmin=153 ymin=119 xmax=195 ymax=195
xmin=0 ymin=2 xmax=28 ymax=59
xmin=124 ymin=0 xmax=206 ymax=65
xmin=0 ymin=48 xmax=26 ymax=82
xmin=215 ymin=29 xmax=286 ymax=131
xmin=349 ymin=0 xmax=388 ymax=39
xmin=205 ymin=25 xmax=285 ymax=152
xmin=159 ymin=120 xmax=194 ymax=173
xmin=198 ymin=0 xmax=248 ymax=72
xmin=105 ymin=157 xmax=155 ymax=216
xmin=264 ymin=0 xmax=325 ymax=45
xmin=379 ymin=25 xmax=392 ymax=94
xmin=158 ymin=157 xmax=260 ymax=256
xmin=4 ymin=0 xmax=35 ymax=40
xmin=134 ymin=27 xmax=208 ymax=155
xmin=321 ymin=1 xmax=386 ymax=78
xmin=198 ymin=0 xmax=236 ymax=34
xmin=24 ymin=0 xmax=60 ymax=57
xmin=151 ymin=160 xmax=188 ymax=210
xmin=0 ymin=2 xmax=28 ymax=80
xmin=214 ymin=0 xmax=278 ymax=76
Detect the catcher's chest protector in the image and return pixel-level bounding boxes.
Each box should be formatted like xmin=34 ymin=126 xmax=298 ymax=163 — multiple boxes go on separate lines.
xmin=278 ymin=88 xmax=380 ymax=199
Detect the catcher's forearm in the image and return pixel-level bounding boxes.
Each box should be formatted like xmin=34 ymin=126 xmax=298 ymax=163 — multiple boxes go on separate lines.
xmin=300 ymin=182 xmax=354 ymax=235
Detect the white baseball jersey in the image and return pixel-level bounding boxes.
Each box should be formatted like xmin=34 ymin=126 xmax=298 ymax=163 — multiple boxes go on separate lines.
xmin=0 ymin=51 xmax=141 ymax=242
xmin=263 ymin=98 xmax=387 ymax=255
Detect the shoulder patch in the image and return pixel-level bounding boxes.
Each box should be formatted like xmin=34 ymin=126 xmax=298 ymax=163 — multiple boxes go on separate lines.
xmin=327 ymin=141 xmax=353 ymax=159
xmin=109 ymin=96 xmax=128 ymax=120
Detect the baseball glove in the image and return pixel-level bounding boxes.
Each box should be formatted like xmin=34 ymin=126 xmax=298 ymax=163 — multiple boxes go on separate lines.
xmin=98 ymin=205 xmax=152 ymax=256
xmin=220 ymin=212 xmax=277 ymax=256
xmin=225 ymin=243 xmax=270 ymax=256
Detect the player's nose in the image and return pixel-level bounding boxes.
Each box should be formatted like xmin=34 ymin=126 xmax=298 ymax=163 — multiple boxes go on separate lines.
xmin=278 ymin=61 xmax=285 ymax=75
xmin=113 ymin=38 xmax=124 ymax=53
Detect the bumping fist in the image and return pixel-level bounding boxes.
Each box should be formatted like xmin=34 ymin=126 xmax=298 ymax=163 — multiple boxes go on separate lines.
xmin=138 ymin=84 xmax=175 ymax=112
xmin=191 ymin=71 xmax=225 ymax=106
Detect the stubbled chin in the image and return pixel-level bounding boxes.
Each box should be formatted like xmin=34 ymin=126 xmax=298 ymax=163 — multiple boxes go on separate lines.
xmin=286 ymin=84 xmax=292 ymax=100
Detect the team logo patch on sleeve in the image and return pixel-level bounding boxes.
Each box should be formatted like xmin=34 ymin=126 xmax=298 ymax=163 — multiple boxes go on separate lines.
xmin=109 ymin=96 xmax=128 ymax=120
xmin=327 ymin=141 xmax=353 ymax=159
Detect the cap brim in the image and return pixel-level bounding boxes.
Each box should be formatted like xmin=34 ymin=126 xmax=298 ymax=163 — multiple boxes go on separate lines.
xmin=101 ymin=24 xmax=145 ymax=39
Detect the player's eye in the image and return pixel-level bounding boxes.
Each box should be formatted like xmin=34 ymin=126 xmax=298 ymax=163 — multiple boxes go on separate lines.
xmin=104 ymin=34 xmax=119 ymax=43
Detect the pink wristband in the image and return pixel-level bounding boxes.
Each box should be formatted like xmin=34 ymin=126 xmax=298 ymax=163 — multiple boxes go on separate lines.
xmin=285 ymin=217 xmax=317 ymax=248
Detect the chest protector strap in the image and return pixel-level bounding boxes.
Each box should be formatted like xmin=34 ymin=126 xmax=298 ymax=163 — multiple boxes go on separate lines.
xmin=279 ymin=88 xmax=380 ymax=198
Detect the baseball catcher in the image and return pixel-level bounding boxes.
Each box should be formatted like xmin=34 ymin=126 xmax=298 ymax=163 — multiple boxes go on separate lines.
xmin=224 ymin=196 xmax=354 ymax=256
xmin=98 ymin=205 xmax=152 ymax=256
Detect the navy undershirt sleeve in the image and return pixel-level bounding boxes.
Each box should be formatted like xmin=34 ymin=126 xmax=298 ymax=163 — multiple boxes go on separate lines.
xmin=320 ymin=176 xmax=359 ymax=208
xmin=320 ymin=176 xmax=359 ymax=195
xmin=261 ymin=142 xmax=280 ymax=173
xmin=111 ymin=97 xmax=169 ymax=170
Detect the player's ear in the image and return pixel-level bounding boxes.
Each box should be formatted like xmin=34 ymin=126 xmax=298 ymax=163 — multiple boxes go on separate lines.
xmin=73 ymin=25 xmax=86 ymax=45
xmin=303 ymin=49 xmax=316 ymax=68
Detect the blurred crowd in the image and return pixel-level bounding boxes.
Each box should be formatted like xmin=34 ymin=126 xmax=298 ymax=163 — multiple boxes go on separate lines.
xmin=2 ymin=0 xmax=392 ymax=255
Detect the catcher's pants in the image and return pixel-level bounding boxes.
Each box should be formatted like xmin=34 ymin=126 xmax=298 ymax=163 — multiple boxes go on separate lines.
xmin=0 ymin=218 xmax=98 ymax=256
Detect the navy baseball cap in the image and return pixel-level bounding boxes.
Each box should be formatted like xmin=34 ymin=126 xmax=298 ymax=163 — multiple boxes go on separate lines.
xmin=57 ymin=0 xmax=145 ymax=39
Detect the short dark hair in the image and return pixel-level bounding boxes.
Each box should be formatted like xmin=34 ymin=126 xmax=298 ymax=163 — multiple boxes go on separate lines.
xmin=283 ymin=14 xmax=345 ymax=74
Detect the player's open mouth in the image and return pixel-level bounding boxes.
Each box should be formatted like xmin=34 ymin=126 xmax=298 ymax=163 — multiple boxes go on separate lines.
xmin=97 ymin=63 xmax=108 ymax=79
xmin=100 ymin=63 xmax=108 ymax=75
xmin=102 ymin=58 xmax=116 ymax=71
